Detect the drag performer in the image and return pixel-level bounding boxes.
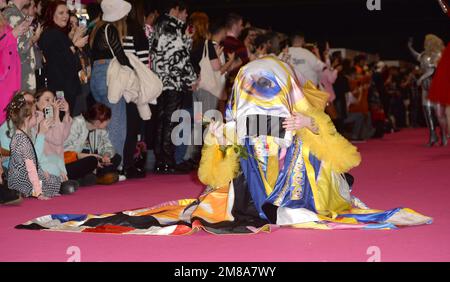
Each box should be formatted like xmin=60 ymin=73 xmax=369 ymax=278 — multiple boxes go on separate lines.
xmin=16 ymin=56 xmax=431 ymax=235
xmin=408 ymin=35 xmax=446 ymax=146
xmin=429 ymin=0 xmax=450 ymax=141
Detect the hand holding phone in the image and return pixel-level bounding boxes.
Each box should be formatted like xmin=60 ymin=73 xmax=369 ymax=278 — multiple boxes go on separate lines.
xmin=38 ymin=118 xmax=54 ymax=134
xmin=79 ymin=16 xmax=88 ymax=28
xmin=44 ymin=106 xmax=54 ymax=120
xmin=56 ymin=91 xmax=64 ymax=100
xmin=101 ymin=155 xmax=112 ymax=165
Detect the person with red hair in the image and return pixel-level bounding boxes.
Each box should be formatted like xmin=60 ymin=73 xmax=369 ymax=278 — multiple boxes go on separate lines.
xmin=64 ymin=103 xmax=122 ymax=185
xmin=38 ymin=0 xmax=88 ymax=115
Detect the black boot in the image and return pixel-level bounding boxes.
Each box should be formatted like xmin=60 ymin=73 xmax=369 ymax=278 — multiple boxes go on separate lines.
xmin=442 ymin=132 xmax=448 ymax=147
xmin=0 ymin=184 xmax=22 ymax=205
xmin=124 ymin=166 xmax=146 ymax=179
xmin=423 ymin=106 xmax=439 ymax=147
xmin=175 ymin=160 xmax=194 ymax=173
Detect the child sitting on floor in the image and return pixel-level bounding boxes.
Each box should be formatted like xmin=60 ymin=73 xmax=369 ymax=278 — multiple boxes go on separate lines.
xmin=6 ymin=95 xmax=61 ymax=200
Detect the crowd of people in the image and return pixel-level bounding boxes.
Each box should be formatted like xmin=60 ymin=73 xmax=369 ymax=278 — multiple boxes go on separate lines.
xmin=0 ymin=0 xmax=448 ymax=206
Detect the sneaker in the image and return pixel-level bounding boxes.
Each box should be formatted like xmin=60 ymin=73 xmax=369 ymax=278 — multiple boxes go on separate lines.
xmin=118 ymin=175 xmax=127 ymax=182
xmin=96 ymin=172 xmax=119 ymax=185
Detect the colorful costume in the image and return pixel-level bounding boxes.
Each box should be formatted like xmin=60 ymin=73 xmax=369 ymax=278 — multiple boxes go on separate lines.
xmin=16 ymin=57 xmax=431 ymax=235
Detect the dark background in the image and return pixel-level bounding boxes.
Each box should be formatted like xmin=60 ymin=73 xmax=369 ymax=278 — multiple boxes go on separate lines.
xmin=181 ymin=0 xmax=449 ymax=62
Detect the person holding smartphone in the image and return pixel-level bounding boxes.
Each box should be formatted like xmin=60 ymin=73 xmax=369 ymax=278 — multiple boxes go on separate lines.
xmin=32 ymin=89 xmax=81 ymax=193
xmin=64 ymin=103 xmax=122 ymax=185
xmin=3 ymin=0 xmax=37 ymax=92
xmin=68 ymin=11 xmax=91 ymax=116
xmin=39 ymin=1 xmax=88 ymax=116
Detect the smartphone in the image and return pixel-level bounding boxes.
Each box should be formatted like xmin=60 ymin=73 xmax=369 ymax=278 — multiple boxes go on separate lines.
xmin=44 ymin=106 xmax=53 ymax=120
xmin=79 ymin=16 xmax=87 ymax=28
xmin=56 ymin=91 xmax=64 ymax=100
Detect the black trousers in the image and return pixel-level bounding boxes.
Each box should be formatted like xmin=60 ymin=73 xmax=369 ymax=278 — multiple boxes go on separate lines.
xmin=123 ymin=103 xmax=141 ymax=170
xmin=66 ymin=156 xmax=98 ymax=180
xmin=97 ymin=154 xmax=122 ymax=176
xmin=66 ymin=154 xmax=122 ymax=180
xmin=144 ymin=104 xmax=158 ymax=151
xmin=153 ymin=90 xmax=183 ymax=166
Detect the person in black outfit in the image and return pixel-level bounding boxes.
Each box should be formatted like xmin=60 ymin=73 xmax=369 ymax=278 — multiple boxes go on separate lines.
xmin=120 ymin=0 xmax=149 ymax=178
xmin=38 ymin=0 xmax=87 ymax=115
xmin=332 ymin=54 xmax=349 ymax=134
xmin=151 ymin=0 xmax=197 ymax=174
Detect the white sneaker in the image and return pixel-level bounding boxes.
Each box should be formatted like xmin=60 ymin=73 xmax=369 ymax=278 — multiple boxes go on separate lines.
xmin=119 ymin=175 xmax=127 ymax=182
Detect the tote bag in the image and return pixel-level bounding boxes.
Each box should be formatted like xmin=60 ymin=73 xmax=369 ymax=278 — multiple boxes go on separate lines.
xmin=198 ymin=40 xmax=226 ymax=99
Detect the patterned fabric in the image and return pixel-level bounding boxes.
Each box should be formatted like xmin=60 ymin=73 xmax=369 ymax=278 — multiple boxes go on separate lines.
xmin=144 ymin=24 xmax=155 ymax=68
xmin=16 ymin=174 xmax=270 ymax=235
xmin=16 ymin=57 xmax=432 ymax=235
xmin=150 ymin=14 xmax=196 ymax=92
xmin=123 ymin=36 xmax=149 ymax=66
xmin=8 ymin=131 xmax=60 ymax=197
xmin=2 ymin=2 xmax=36 ymax=92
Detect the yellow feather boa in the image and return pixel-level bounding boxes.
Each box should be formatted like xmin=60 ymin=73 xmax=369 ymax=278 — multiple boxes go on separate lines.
xmin=198 ymin=135 xmax=240 ymax=188
xmin=294 ymin=83 xmax=361 ymax=174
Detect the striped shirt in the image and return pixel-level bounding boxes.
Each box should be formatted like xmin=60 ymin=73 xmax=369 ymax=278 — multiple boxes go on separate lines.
xmin=123 ymin=34 xmax=150 ymax=67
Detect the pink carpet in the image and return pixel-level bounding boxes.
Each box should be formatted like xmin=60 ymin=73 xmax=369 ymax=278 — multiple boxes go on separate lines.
xmin=1 ymin=128 xmax=449 ymax=262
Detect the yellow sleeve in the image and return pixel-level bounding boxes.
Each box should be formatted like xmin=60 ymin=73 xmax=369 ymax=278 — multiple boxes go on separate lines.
xmin=294 ymin=85 xmax=361 ymax=174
